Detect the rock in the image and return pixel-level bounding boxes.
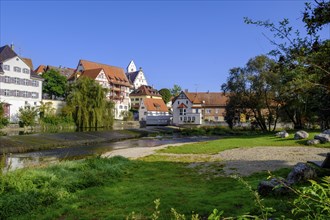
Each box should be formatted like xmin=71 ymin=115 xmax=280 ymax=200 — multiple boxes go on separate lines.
xmin=257 ymin=178 xmax=291 ymax=196
xmin=323 ymin=129 xmax=330 ymax=135
xmin=314 ymin=133 xmax=330 ymax=143
xmin=294 ymin=130 xmax=309 ymax=140
xmin=306 ymin=139 xmax=320 ymax=145
xmin=276 ymin=131 xmax=289 ymax=138
xmin=287 ymin=163 xmax=317 ymax=185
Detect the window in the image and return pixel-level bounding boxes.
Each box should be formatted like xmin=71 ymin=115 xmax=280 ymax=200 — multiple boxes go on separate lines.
xmin=192 ymin=116 xmax=195 ymax=122
xmin=119 ymin=105 xmax=123 ymax=109
xmin=141 ymin=106 xmax=144 ymax=109
xmin=3 ymin=65 xmax=10 ymax=71
xmin=196 ymin=109 xmax=199 ymax=113
xmin=215 ymin=109 xmax=219 ymax=114
xmin=4 ymin=76 xmax=10 ymax=83
xmin=14 ymin=77 xmax=20 ymax=84
xmin=4 ymin=89 xmax=10 ymax=96
xmin=14 ymin=67 xmax=21 ymax=72
xmin=24 ymin=79 xmax=28 ymax=85
xmin=32 ymin=80 xmax=37 ymax=87
xmin=178 ymin=101 xmax=180 ymax=104
xmin=25 ymin=101 xmax=28 ymax=105
xmin=135 ymin=98 xmax=139 ymax=101
xmin=186 ymin=100 xmax=188 ymax=104
xmin=214 ymin=116 xmax=219 ymax=121
xmin=180 ymin=117 xmax=183 ymax=121
xmin=34 ymin=102 xmax=37 ymax=106
xmin=23 ymin=91 xmax=28 ymax=97
xmin=124 ymin=106 xmax=128 ymax=110
xmin=32 ymin=93 xmax=38 ymax=98
xmin=206 ymin=109 xmax=211 ymax=114
xmin=179 ymin=109 xmax=186 ymax=115
xmin=15 ymin=90 xmax=20 ymax=97
xmin=131 ymin=98 xmax=134 ymax=102
xmin=23 ymin=68 xmax=29 ymax=74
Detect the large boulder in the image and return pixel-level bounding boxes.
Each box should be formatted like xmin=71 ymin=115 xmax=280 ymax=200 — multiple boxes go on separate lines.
xmin=257 ymin=178 xmax=291 ymax=196
xmin=314 ymin=133 xmax=330 ymax=143
xmin=306 ymin=139 xmax=320 ymax=145
xmin=286 ymin=163 xmax=317 ymax=185
xmin=276 ymin=131 xmax=289 ymax=138
xmin=294 ymin=130 xmax=309 ymax=140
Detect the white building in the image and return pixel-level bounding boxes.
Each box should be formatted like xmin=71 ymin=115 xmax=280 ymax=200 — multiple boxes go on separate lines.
xmin=73 ymin=59 xmax=132 ymax=120
xmin=0 ymin=45 xmax=43 ymax=122
xmin=139 ymin=98 xmax=171 ymax=125
xmin=126 ymin=60 xmax=148 ymax=90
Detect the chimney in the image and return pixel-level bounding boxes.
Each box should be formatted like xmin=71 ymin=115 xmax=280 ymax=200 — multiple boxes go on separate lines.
xmin=10 ymin=43 xmax=14 ymax=51
xmin=185 ymin=89 xmax=188 ymax=93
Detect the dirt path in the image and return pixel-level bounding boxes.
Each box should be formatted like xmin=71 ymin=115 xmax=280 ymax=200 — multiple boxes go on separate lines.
xmin=104 ymin=144 xmax=329 ymax=176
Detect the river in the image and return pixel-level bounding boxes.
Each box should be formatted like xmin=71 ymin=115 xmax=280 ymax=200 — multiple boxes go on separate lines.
xmin=3 ymin=136 xmax=218 ymax=171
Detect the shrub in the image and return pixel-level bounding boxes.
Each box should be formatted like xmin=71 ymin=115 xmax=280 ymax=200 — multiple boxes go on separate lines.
xmin=0 ymin=117 xmax=9 ymax=129
xmin=18 ymin=106 xmax=38 ymax=127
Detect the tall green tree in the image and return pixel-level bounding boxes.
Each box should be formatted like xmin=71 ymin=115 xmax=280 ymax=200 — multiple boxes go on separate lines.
xmin=158 ymin=88 xmax=172 ymax=104
xmin=222 ymin=55 xmax=280 ymax=131
xmin=42 ymin=69 xmax=68 ymax=99
xmin=170 ymin=84 xmax=182 ymax=96
xmin=65 ymin=77 xmax=114 ymax=128
xmin=18 ymin=106 xmax=38 ymax=127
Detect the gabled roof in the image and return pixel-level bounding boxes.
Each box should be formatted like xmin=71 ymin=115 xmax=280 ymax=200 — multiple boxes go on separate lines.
xmin=79 ymin=59 xmax=131 ymax=87
xmin=126 ymin=71 xmax=139 ymax=83
xmin=80 ymin=68 xmax=104 ymax=80
xmin=35 ymin=65 xmax=46 ymax=74
xmin=130 ymin=85 xmax=161 ymax=97
xmin=173 ymin=91 xmax=228 ymax=107
xmin=0 ymin=45 xmax=18 ymax=62
xmin=142 ymin=98 xmax=168 ymax=112
xmin=22 ymin=58 xmax=34 ymax=70
xmin=46 ymin=65 xmax=75 ymax=78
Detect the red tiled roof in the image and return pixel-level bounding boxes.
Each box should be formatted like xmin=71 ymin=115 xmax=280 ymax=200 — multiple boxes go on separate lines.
xmin=79 ymin=60 xmax=131 ymax=87
xmin=80 ymin=68 xmax=104 ymax=80
xmin=130 ymin=85 xmax=161 ymax=97
xmin=175 ymin=92 xmax=228 ymax=106
xmin=35 ymin=65 xmax=46 ymax=74
xmin=22 ymin=58 xmax=34 ymax=70
xmin=143 ymin=98 xmax=168 ymax=112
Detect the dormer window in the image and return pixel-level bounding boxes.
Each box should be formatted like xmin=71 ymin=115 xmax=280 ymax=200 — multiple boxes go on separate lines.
xmin=14 ymin=66 xmax=21 ymax=72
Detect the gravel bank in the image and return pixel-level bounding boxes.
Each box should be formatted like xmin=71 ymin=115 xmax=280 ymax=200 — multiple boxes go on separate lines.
xmin=106 ymin=144 xmax=329 ymax=176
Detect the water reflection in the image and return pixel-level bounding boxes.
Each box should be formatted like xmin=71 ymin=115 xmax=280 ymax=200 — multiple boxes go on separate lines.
xmin=2 ymin=136 xmax=218 ymax=171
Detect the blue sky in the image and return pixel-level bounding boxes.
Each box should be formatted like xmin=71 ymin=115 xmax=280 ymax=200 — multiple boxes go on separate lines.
xmin=1 ymin=0 xmax=329 ymax=92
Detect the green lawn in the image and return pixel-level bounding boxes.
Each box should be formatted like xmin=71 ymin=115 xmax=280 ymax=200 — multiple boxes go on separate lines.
xmin=1 ymin=156 xmax=295 ymax=220
xmin=158 ymin=132 xmax=330 ymax=154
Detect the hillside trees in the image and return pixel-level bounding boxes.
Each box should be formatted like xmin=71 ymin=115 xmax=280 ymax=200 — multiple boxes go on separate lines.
xmin=159 ymin=88 xmax=172 ymax=104
xmin=224 ymin=1 xmax=329 ymax=129
xmin=64 ymin=77 xmax=114 ymax=128
xmin=42 ymin=69 xmax=68 ymax=99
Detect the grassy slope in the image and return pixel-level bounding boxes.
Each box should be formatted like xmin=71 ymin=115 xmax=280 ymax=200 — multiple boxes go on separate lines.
xmin=159 ymin=132 xmax=330 ymax=154
xmin=1 ymin=157 xmax=294 ymax=220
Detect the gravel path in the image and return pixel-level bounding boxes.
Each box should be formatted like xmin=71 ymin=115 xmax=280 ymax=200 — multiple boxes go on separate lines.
xmin=104 ymin=144 xmax=329 ymax=176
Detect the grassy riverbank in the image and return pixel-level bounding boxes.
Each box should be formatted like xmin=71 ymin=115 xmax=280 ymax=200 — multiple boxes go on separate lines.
xmin=0 ymin=156 xmax=294 ymax=219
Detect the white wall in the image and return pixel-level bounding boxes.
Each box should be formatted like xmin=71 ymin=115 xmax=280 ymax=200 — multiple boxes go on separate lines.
xmin=0 ymin=56 xmax=43 ymax=122
xmin=172 ymin=94 xmax=202 ymax=125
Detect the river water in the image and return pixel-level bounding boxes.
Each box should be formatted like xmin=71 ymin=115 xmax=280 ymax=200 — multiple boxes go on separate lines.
xmin=3 ymin=136 xmax=218 ymax=171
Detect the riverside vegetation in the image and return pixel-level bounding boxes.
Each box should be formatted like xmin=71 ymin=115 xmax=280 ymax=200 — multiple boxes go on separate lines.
xmin=1 ymin=130 xmax=330 ymax=219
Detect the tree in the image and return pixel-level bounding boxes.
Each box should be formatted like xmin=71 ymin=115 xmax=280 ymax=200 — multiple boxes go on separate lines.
xmin=42 ymin=69 xmax=68 ymax=99
xmin=244 ymin=1 xmax=330 ymax=129
xmin=158 ymin=88 xmax=172 ymax=104
xmin=0 ymin=102 xmax=9 ymax=128
xmin=222 ymin=55 xmax=280 ymax=131
xmin=170 ymin=84 xmax=182 ymax=96
xmin=18 ymin=106 xmax=38 ymax=127
xmin=65 ymin=77 xmax=114 ymax=128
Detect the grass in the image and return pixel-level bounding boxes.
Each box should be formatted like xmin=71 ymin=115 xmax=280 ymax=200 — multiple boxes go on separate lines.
xmin=0 ymin=156 xmax=297 ymax=219
xmin=158 ymin=131 xmax=330 ymax=154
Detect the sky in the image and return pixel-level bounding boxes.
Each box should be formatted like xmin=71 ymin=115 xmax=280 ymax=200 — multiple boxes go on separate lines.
xmin=0 ymin=0 xmax=329 ymax=92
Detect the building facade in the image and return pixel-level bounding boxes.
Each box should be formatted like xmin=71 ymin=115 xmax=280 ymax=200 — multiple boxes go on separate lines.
xmin=0 ymin=45 xmax=43 ymax=122
xmin=139 ymin=98 xmax=171 ymax=125
xmin=125 ymin=60 xmax=148 ymax=90
xmin=129 ymin=85 xmax=162 ymax=110
xmin=74 ymin=59 xmax=132 ymax=120
xmin=172 ymin=91 xmax=228 ymax=125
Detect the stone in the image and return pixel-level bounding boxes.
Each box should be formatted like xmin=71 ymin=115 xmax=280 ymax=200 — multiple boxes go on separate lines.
xmin=314 ymin=133 xmax=330 ymax=143
xmin=275 ymin=131 xmax=289 ymax=138
xmin=306 ymin=139 xmax=320 ymax=145
xmin=257 ymin=178 xmax=291 ymax=196
xmin=294 ymin=130 xmax=309 ymax=140
xmin=323 ymin=129 xmax=330 ymax=135
xmin=286 ymin=163 xmax=317 ymax=185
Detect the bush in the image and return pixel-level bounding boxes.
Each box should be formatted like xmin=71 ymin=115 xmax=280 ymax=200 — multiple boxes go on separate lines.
xmin=18 ymin=106 xmax=38 ymax=127
xmin=0 ymin=117 xmax=9 ymax=129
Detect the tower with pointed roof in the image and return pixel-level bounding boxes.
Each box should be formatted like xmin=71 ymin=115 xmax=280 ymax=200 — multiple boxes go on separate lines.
xmin=125 ymin=60 xmax=148 ymax=90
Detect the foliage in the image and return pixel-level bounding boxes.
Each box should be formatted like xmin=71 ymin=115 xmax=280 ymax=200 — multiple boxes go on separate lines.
xmin=292 ymin=176 xmax=330 ymax=219
xmin=171 ymin=84 xmax=182 ymax=96
xmin=222 ymin=55 xmax=280 ymax=131
xmin=18 ymin=106 xmax=38 ymax=127
xmin=0 ymin=102 xmax=9 ymax=129
xmin=40 ymin=115 xmax=74 ymax=126
xmin=42 ymin=69 xmax=68 ymax=99
xmin=120 ymin=110 xmax=134 ymax=121
xmin=158 ymin=88 xmax=172 ymax=104
xmin=65 ymin=77 xmax=114 ymax=128
xmin=38 ymin=101 xmax=55 ymax=118
xmin=242 ymin=2 xmax=330 ymax=129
